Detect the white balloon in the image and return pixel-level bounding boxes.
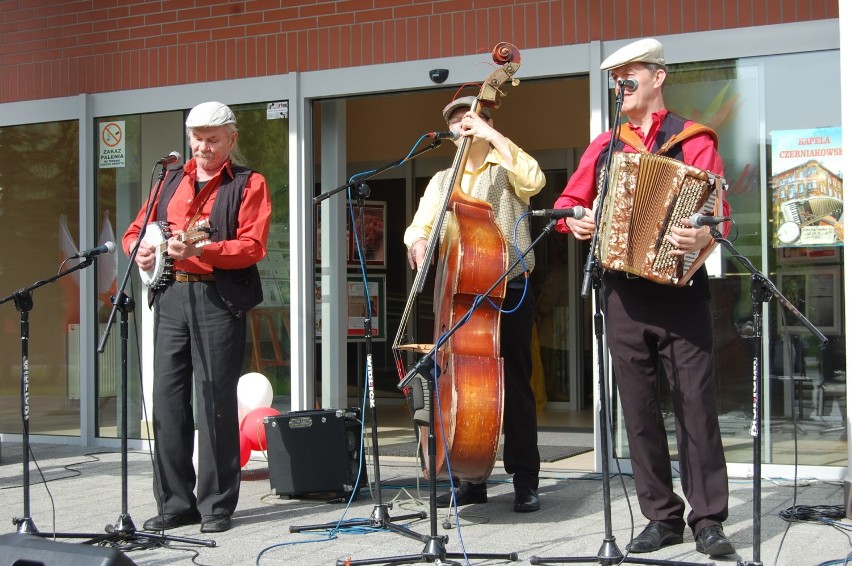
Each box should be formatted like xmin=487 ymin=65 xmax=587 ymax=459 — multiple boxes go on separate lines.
xmin=237 ymin=372 xmax=274 ymax=411
xmin=237 ymin=397 xmax=250 ymax=424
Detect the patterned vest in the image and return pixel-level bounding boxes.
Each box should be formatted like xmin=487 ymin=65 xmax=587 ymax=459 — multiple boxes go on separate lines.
xmin=432 ymin=164 xmax=534 ymax=281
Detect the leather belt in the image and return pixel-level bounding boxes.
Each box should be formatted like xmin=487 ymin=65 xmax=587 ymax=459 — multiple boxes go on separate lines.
xmin=174 ymin=271 xmax=215 ymax=283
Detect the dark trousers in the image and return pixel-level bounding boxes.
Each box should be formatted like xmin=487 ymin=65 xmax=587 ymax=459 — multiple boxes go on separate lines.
xmin=602 ymin=275 xmax=729 ymax=534
xmin=499 ymin=285 xmax=540 ymax=490
xmin=152 ymin=281 xmax=246 ymax=518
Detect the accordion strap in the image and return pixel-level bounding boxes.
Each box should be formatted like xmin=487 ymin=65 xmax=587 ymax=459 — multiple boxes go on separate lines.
xmin=617 ymin=122 xmax=719 ymax=155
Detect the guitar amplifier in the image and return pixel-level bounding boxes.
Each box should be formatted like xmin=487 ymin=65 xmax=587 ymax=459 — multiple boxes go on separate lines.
xmin=264 ymin=408 xmax=366 ymax=498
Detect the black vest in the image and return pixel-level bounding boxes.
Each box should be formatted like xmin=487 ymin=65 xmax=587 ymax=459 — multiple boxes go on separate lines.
xmin=154 ymin=166 xmax=263 ymax=317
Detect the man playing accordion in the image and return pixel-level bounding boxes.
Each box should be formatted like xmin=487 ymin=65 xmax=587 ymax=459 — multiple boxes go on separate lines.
xmin=553 ymin=38 xmax=735 ymax=557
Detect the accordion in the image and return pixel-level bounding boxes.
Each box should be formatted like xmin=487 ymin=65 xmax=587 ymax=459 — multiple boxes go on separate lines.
xmin=597 ymin=151 xmax=726 ymax=286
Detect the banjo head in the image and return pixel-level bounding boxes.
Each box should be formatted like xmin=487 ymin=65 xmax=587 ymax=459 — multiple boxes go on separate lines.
xmin=140 ymin=222 xmax=172 ymax=287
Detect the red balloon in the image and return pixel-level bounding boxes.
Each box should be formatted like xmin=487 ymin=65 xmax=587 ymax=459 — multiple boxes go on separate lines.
xmin=239 ymin=430 xmax=252 ymax=468
xmin=240 ymin=407 xmax=280 ymax=452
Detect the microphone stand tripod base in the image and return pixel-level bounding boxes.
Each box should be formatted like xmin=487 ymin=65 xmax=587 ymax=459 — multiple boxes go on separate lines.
xmin=110 ymin=514 xmax=137 ymax=536
xmin=13 ymin=517 xmax=38 ymax=535
xmin=288 ymin=503 xmax=428 ymax=539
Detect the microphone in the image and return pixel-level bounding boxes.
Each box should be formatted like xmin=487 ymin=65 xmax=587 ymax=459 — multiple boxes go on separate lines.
xmin=617 ymin=78 xmax=638 ymax=92
xmin=70 ymin=241 xmax=116 ymax=259
xmin=530 ymin=206 xmax=587 ymax=220
xmin=689 ymin=213 xmax=731 ymax=228
xmin=427 ymin=131 xmax=460 ymax=141
xmin=157 ymin=151 xmax=182 ymax=165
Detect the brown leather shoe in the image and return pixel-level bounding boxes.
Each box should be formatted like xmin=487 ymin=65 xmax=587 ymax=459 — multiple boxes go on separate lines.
xmin=626 ymin=521 xmax=684 ymax=553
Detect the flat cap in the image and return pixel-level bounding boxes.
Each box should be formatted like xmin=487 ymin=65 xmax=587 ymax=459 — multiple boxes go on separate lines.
xmin=441 ymin=96 xmax=492 ymax=122
xmin=600 ymin=38 xmax=665 ymax=71
xmin=185 ymin=101 xmax=236 ymax=128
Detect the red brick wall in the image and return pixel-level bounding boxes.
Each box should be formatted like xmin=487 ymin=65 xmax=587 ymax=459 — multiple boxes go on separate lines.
xmin=0 ymin=0 xmax=838 ymax=104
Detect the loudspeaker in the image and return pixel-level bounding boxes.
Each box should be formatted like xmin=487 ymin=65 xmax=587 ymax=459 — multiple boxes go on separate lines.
xmin=265 ymin=408 xmax=366 ymax=498
xmin=0 ymin=533 xmax=137 ymax=566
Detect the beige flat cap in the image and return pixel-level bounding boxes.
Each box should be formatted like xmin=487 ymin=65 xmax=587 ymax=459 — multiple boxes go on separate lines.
xmin=185 ymin=101 xmax=236 ymax=128
xmin=600 ymin=38 xmax=665 ymax=71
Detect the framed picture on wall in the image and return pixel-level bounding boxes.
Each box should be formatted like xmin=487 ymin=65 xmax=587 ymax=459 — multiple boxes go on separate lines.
xmin=777 ymin=266 xmax=842 ymax=335
xmin=347 ymin=275 xmax=386 ymax=340
xmin=348 ymin=201 xmax=386 ymax=268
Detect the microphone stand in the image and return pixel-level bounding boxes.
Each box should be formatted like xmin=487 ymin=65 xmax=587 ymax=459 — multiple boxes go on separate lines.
xmin=1 ymin=257 xmax=98 ymax=535
xmin=531 ymin=87 xmax=707 ymax=566
xmin=706 ymin=228 xmax=827 ymax=566
xmin=42 ymin=159 xmax=212 ymax=549
xmin=289 ymin=141 xmax=444 ymax=537
xmin=342 ymin=215 xmax=562 ymax=566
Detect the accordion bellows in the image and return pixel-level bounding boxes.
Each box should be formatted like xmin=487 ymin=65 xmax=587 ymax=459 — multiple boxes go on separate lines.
xmin=598 ymin=151 xmax=725 ymax=286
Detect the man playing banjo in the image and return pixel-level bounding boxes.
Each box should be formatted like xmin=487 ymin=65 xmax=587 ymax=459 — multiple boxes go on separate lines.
xmin=122 ymin=101 xmax=272 ymax=534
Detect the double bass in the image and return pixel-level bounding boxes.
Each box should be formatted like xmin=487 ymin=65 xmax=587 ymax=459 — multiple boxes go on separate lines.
xmin=393 ymin=43 xmax=522 ymax=483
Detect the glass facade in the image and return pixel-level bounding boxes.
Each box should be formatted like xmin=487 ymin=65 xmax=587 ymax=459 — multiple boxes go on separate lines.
xmin=0 ymin=120 xmax=81 ymax=436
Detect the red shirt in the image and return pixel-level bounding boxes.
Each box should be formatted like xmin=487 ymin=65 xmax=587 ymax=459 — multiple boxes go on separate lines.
xmin=122 ymin=159 xmax=271 ymax=274
xmin=554 ymin=109 xmax=729 ymax=235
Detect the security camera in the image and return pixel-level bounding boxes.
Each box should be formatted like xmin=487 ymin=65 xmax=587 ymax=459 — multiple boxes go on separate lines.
xmin=429 ymin=69 xmax=449 ymax=84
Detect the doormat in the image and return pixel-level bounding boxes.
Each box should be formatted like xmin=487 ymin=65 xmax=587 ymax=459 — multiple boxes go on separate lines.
xmin=376 ymin=442 xmax=591 ymax=463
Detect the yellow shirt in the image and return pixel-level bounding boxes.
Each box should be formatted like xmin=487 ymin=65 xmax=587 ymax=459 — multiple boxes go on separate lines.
xmin=403 ymin=139 xmax=545 ymax=248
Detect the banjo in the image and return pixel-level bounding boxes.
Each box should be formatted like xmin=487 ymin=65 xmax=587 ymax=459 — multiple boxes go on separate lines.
xmin=139 ymin=219 xmax=213 ymax=289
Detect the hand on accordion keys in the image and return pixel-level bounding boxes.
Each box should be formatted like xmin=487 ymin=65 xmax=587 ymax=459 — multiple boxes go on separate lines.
xmin=665 ymin=217 xmax=715 ymax=256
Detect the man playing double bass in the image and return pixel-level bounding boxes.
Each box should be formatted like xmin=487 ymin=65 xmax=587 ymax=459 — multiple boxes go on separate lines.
xmin=403 ymin=95 xmax=545 ymax=513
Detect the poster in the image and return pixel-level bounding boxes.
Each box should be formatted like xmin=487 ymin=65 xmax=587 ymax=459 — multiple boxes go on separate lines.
xmin=349 ymin=202 xmax=386 ymax=268
xmin=346 ymin=275 xmax=385 ymax=340
xmin=770 ymin=127 xmax=843 ymax=248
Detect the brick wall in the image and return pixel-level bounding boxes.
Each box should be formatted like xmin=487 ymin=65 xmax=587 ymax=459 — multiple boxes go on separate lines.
xmin=0 ymin=0 xmax=838 ymax=104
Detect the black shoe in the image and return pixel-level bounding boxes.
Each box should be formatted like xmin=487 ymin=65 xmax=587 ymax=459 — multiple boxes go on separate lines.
xmin=512 ymin=486 xmax=540 ymax=513
xmin=435 ymin=482 xmax=487 ymax=508
xmin=626 ymin=521 xmax=684 ymax=553
xmin=695 ymin=524 xmax=735 ymax=556
xmin=142 ymin=511 xmax=201 ymax=531
xmin=200 ymin=514 xmax=232 ymax=533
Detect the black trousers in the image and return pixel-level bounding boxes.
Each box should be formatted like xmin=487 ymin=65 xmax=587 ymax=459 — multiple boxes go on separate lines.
xmin=152 ymin=281 xmax=246 ymax=518
xmin=602 ymin=274 xmax=729 ymax=534
xmin=498 ymin=285 xmax=540 ymax=490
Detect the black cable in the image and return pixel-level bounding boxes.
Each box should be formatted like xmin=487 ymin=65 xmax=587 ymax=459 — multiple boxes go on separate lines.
xmin=779 ymin=504 xmax=846 ymax=523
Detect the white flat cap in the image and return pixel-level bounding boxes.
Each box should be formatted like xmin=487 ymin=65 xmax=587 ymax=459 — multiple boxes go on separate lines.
xmin=442 ymin=96 xmax=492 ymax=122
xmin=600 ymin=38 xmax=665 ymax=71
xmin=185 ymin=101 xmax=236 ymax=128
